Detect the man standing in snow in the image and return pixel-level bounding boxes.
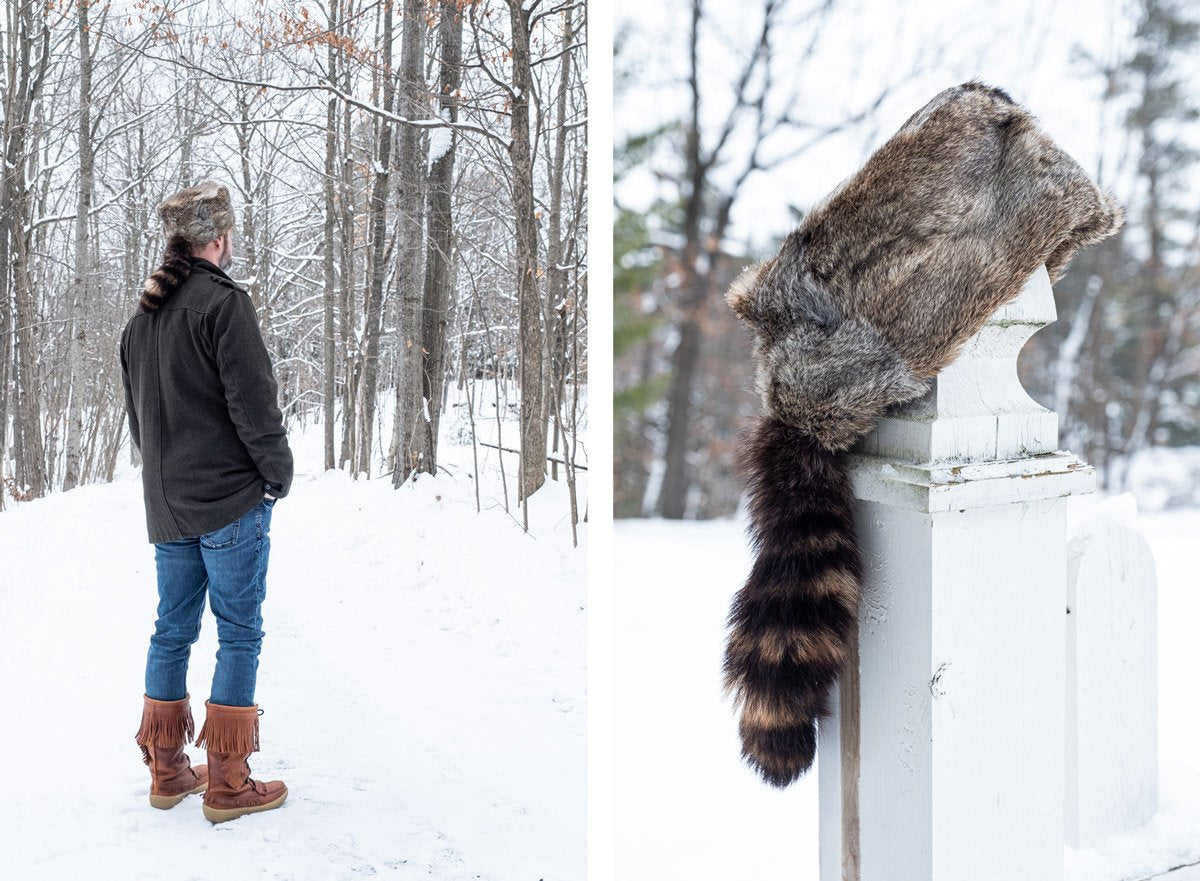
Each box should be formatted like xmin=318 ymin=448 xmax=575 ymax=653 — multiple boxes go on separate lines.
xmin=120 ymin=181 xmax=293 ymax=823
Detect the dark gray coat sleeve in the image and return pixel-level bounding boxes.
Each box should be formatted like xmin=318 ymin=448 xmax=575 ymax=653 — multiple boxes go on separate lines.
xmin=119 ymin=331 xmax=140 ymax=453
xmin=210 ymin=289 xmax=294 ymax=498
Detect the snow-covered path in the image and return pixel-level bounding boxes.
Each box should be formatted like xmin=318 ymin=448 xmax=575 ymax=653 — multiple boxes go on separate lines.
xmin=0 ymin=409 xmax=586 ymax=881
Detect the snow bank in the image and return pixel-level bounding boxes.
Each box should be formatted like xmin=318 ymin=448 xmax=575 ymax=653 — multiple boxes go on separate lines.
xmin=1126 ymin=446 xmax=1200 ymax=512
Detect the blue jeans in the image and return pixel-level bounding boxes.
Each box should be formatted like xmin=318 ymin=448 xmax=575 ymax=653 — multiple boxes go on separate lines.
xmin=144 ymin=497 xmax=275 ymax=707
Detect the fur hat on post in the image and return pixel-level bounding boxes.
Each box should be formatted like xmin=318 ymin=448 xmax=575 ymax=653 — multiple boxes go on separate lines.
xmin=728 ymin=81 xmax=1122 ymax=450
xmin=157 ymin=180 xmax=235 ymax=246
xmin=722 ymin=81 xmax=1122 ymax=789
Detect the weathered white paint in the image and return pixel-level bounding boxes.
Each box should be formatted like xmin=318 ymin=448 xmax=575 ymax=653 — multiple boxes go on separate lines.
xmin=849 ymin=450 xmax=1091 ymax=513
xmin=855 ymin=269 xmax=1061 ymax=465
xmin=1066 ymin=523 xmax=1158 ymax=847
xmin=819 ymin=268 xmax=1095 ymax=881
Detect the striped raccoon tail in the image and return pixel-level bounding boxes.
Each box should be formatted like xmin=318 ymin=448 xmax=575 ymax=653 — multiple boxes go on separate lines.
xmin=723 ymin=415 xmax=863 ymax=788
xmin=139 ymin=235 xmax=193 ymax=313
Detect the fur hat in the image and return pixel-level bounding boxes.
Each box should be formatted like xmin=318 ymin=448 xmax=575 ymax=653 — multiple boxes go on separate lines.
xmin=722 ymin=81 xmax=1123 ymax=790
xmin=157 ymin=181 xmax=235 ymax=246
xmin=727 ymin=80 xmax=1123 ymax=451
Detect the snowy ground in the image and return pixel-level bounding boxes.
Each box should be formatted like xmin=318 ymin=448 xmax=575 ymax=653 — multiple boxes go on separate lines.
xmin=614 ymin=499 xmax=1200 ymax=881
xmin=614 ymin=517 xmax=816 ymax=881
xmin=0 ymin=384 xmax=586 ymax=881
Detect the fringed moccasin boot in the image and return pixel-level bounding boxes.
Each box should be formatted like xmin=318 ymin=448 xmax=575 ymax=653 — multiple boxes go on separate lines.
xmin=196 ymin=701 xmax=288 ymax=823
xmin=135 ymin=694 xmax=209 ymax=809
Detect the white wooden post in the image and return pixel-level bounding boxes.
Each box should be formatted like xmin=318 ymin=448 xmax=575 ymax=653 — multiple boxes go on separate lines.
xmin=818 ymin=267 xmax=1095 ymax=881
xmin=1066 ymin=522 xmax=1158 ymax=847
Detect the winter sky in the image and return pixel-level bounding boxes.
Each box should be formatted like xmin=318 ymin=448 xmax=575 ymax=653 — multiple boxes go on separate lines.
xmin=615 ymin=0 xmax=1175 ymax=258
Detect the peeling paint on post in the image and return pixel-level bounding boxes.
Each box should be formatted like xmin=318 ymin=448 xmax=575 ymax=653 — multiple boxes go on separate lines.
xmin=818 ymin=268 xmax=1095 ymax=881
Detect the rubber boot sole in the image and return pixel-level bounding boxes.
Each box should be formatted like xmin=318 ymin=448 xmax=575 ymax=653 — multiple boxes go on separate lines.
xmin=202 ymin=786 xmax=288 ymax=824
xmin=149 ymin=779 xmax=208 ymax=810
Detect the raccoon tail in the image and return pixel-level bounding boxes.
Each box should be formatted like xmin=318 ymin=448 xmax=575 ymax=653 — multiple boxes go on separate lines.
xmin=139 ymin=235 xmax=193 ymax=313
xmin=723 ymin=415 xmax=862 ymax=787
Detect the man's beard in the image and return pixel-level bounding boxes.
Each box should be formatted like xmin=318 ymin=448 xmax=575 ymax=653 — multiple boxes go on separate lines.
xmin=218 ymin=235 xmax=233 ymax=271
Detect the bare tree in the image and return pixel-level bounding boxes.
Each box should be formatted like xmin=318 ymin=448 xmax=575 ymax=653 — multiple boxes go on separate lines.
xmin=322 ymin=0 xmax=341 ymax=471
xmin=355 ymin=0 xmax=396 ymax=478
xmin=416 ymin=0 xmax=465 ymax=476
xmin=507 ymin=0 xmax=547 ymax=507
xmin=63 ymin=0 xmax=95 ymax=491
xmin=390 ymin=0 xmax=429 ymax=485
xmin=2 ymin=0 xmax=53 ymax=501
xmin=637 ymin=0 xmax=891 ymax=518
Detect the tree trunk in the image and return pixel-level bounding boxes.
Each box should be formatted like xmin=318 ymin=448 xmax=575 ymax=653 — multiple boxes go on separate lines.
xmin=0 ymin=13 xmax=14 ymax=508
xmin=11 ymin=188 xmax=46 ymax=499
xmin=234 ymin=96 xmax=262 ymax=312
xmin=337 ymin=44 xmax=357 ymax=471
xmin=177 ymin=75 xmax=196 ymax=187
xmin=507 ymin=0 xmax=546 ymax=504
xmin=63 ymin=0 xmax=94 ymax=491
xmin=658 ymin=302 xmax=704 ymax=518
xmin=658 ymin=0 xmax=711 ymax=519
xmin=544 ymin=7 xmax=574 ymax=483
xmin=3 ymin=1 xmax=49 ymax=499
xmin=415 ymin=0 xmax=463 ymax=477
xmin=0 ymin=204 xmax=10 ymax=508
xmin=355 ymin=0 xmax=396 ymax=478
xmin=390 ymin=0 xmax=428 ymax=487
xmin=322 ymin=0 xmax=340 ymax=471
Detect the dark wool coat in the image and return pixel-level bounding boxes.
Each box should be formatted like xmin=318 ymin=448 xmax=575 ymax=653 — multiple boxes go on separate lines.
xmin=120 ymin=256 xmax=294 ymax=543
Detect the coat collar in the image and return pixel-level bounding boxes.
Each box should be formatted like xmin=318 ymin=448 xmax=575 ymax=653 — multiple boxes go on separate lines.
xmin=188 ymin=255 xmax=235 ymax=283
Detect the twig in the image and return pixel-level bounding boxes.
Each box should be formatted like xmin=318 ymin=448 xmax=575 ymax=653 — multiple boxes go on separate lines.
xmin=479 ymin=441 xmax=588 ymax=470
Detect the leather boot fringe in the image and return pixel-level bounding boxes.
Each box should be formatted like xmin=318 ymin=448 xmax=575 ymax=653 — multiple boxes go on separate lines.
xmin=196 ymin=702 xmax=260 ymax=755
xmin=135 ymin=695 xmax=195 ymax=765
